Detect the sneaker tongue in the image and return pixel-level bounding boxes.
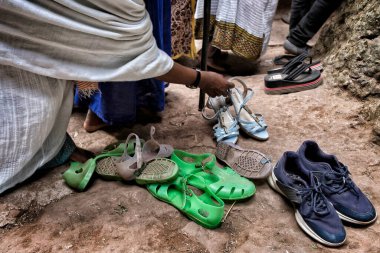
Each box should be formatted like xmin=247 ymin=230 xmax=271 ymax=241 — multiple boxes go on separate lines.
xmin=309 ymin=172 xmax=319 ymax=187
xmin=288 ymin=174 xmax=308 ymax=190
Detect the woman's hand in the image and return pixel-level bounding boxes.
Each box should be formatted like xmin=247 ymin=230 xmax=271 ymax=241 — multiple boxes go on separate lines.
xmin=199 ymin=71 xmax=234 ymax=97
xmin=156 ymin=62 xmax=234 ymax=97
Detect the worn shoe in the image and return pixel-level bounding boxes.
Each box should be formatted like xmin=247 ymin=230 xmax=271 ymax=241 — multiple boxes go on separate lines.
xmin=297 ymin=140 xmax=377 ymax=225
xmin=283 ymin=39 xmax=310 ymax=56
xmin=268 ymin=152 xmax=346 ymax=247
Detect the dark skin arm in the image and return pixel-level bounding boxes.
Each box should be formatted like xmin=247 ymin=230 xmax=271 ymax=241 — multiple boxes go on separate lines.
xmin=157 ymin=62 xmax=234 ymax=97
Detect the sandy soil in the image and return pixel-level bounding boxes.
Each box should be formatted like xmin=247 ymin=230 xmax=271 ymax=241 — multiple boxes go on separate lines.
xmin=1 ymin=5 xmax=379 ymax=253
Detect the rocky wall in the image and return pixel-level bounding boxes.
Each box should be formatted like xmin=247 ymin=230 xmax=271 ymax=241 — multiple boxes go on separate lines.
xmin=314 ymin=0 xmax=380 ymax=144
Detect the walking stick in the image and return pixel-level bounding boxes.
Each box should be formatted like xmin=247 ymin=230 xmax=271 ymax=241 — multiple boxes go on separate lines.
xmin=198 ymin=0 xmax=211 ymax=111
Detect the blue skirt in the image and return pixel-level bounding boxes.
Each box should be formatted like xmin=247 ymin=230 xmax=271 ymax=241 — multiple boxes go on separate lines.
xmin=74 ymin=0 xmax=171 ymax=125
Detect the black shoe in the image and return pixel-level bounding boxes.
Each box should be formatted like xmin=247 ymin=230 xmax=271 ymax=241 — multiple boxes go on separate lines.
xmin=283 ymin=39 xmax=311 ymax=56
xmin=264 ymin=62 xmax=322 ymax=95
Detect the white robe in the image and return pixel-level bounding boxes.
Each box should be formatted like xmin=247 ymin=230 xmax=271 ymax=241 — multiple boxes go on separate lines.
xmin=0 ymin=0 xmax=174 ymax=81
xmin=0 ymin=0 xmax=174 ymax=193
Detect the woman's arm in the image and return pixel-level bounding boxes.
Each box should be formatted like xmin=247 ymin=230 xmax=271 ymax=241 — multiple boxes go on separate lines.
xmin=156 ymin=62 xmax=234 ymax=97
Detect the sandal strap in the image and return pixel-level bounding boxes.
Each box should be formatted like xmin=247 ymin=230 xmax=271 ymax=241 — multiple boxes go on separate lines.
xmin=214 ymin=106 xmax=239 ymax=139
xmin=201 ymin=96 xmax=228 ymax=120
xmin=142 ymin=126 xmax=173 ymax=162
xmin=236 ymin=90 xmax=265 ymax=128
xmin=284 ymin=62 xmax=313 ymax=81
xmin=228 ymin=77 xmax=249 ymax=98
xmin=228 ymin=78 xmax=266 ymax=128
xmin=213 ymin=121 xmax=239 ymax=142
xmin=282 ymin=51 xmax=309 ymax=74
xmin=181 ymin=174 xmax=225 ymax=207
xmin=201 ymin=106 xmax=219 ymax=120
xmin=115 ymin=133 xmax=143 ymax=180
xmin=273 ymin=54 xmax=296 ymax=65
xmin=172 ymin=150 xmax=216 ymax=173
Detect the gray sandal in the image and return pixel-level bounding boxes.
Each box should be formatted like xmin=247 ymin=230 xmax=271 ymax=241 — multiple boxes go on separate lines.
xmin=216 ymin=142 xmax=272 ymax=179
xmin=97 ymin=126 xmax=178 ymax=184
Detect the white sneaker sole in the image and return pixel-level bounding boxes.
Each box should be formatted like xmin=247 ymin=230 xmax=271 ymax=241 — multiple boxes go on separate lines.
xmin=335 ymin=208 xmax=377 ymax=225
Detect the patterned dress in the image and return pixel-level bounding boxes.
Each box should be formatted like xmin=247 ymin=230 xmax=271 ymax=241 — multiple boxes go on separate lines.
xmin=195 ymin=0 xmax=278 ymax=60
xmin=171 ymin=0 xmax=197 ymax=59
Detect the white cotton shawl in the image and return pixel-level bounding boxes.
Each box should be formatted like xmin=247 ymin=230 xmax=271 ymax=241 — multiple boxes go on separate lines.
xmin=195 ymin=0 xmax=278 ymax=56
xmin=0 ymin=0 xmax=174 ymax=81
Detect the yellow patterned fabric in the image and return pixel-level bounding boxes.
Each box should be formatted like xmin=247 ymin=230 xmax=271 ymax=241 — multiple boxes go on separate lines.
xmin=195 ymin=0 xmax=278 ymax=60
xmin=76 ymin=81 xmax=99 ymax=97
xmin=195 ymin=17 xmax=263 ymax=60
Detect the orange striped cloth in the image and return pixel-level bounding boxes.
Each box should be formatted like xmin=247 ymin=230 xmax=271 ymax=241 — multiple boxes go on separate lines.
xmin=76 ymin=81 xmax=98 ymax=97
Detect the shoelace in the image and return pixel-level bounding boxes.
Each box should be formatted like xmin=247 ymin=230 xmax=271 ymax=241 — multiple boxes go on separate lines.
xmin=298 ymin=176 xmax=330 ymax=216
xmin=323 ymin=166 xmax=359 ymax=197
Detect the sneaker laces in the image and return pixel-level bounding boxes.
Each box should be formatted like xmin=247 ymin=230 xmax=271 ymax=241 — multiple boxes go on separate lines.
xmin=322 ymin=165 xmax=359 ymax=197
xmin=298 ymin=175 xmax=330 ymax=216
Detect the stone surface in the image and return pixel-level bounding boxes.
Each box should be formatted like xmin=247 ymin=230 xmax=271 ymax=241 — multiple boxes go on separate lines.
xmin=314 ymin=0 xmax=380 ymax=142
xmin=1 ymin=73 xmax=380 ymax=252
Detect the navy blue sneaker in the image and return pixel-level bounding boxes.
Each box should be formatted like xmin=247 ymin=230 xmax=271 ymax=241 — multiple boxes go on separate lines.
xmin=297 ymin=141 xmax=377 ymax=225
xmin=268 ymin=152 xmax=346 ymax=247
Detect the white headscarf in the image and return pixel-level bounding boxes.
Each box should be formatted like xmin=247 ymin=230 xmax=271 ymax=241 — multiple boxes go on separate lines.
xmin=0 ymin=0 xmax=174 ymax=81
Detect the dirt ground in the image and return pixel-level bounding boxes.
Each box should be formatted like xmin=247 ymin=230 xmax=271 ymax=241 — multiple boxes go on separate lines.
xmin=1 ymin=4 xmax=379 ymax=253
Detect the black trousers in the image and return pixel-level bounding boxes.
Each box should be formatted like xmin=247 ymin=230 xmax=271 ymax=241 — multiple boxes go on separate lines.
xmin=288 ymin=0 xmax=344 ymax=47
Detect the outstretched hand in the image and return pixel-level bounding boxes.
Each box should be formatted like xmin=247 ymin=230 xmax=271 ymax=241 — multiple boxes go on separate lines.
xmin=199 ymin=71 xmax=235 ymax=97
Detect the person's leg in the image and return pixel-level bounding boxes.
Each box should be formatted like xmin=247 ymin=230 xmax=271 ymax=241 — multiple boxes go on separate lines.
xmin=288 ymin=0 xmax=344 ymax=48
xmin=289 ymin=0 xmax=315 ymax=31
xmin=0 ymin=65 xmax=73 ymax=194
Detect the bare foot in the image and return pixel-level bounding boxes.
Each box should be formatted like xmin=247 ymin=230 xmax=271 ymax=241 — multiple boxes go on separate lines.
xmin=83 ymin=109 xmax=108 ymax=133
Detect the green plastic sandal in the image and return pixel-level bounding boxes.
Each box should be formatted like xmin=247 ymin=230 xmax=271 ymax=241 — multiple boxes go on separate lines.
xmin=63 ymin=138 xmax=142 ymax=190
xmin=147 ymin=174 xmax=225 ymax=229
xmin=96 ymin=127 xmax=177 ymax=185
xmin=63 ymin=159 xmax=96 ymax=191
xmin=95 ymin=140 xmax=143 ymax=181
xmin=171 ymin=150 xmax=256 ymax=200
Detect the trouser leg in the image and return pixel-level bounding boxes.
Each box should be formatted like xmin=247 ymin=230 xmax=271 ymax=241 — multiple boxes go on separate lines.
xmin=288 ymin=0 xmax=344 ymax=47
xmin=0 ymin=65 xmax=73 ymax=194
xmin=289 ymin=0 xmax=315 ymax=31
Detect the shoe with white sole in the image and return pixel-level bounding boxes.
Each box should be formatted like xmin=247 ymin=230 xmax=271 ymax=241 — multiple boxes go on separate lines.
xmin=268 ymin=151 xmax=346 ymax=247
xmin=297 ymin=140 xmax=377 ymax=225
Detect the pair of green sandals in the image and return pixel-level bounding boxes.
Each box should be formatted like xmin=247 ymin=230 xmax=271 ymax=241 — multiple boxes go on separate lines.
xmin=63 ymin=127 xmax=177 ymax=189
xmin=63 ymin=127 xmax=256 ymax=229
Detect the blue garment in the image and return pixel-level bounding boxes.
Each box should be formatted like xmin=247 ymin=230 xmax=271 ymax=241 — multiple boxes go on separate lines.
xmin=74 ymin=0 xmax=171 ymax=125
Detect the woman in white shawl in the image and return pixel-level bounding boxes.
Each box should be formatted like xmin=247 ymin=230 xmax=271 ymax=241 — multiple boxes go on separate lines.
xmin=0 ymin=0 xmax=233 ymax=194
